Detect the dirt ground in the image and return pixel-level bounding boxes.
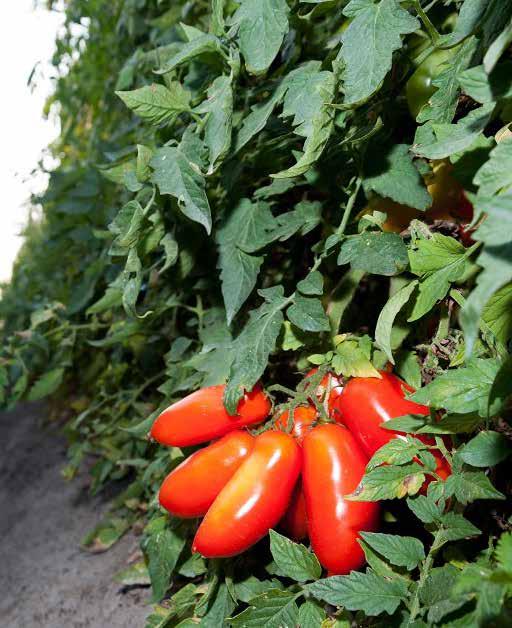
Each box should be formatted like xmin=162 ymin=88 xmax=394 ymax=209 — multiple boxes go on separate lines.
xmin=0 ymin=403 xmax=150 ymax=628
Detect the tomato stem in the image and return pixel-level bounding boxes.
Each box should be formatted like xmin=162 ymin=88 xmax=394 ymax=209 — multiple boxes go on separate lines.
xmin=411 ymin=0 xmax=440 ymax=45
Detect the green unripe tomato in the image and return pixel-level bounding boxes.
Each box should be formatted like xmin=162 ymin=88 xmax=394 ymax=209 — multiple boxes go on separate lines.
xmin=406 ymin=48 xmax=451 ymax=119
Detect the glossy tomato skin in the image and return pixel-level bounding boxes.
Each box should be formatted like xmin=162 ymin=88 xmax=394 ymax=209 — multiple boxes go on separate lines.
xmin=276 ymin=405 xmax=317 ymax=442
xmin=159 ymin=431 xmax=254 ymax=518
xmin=332 ymin=372 xmax=451 ymax=481
xmin=280 ymin=480 xmax=308 ymax=541
xmin=303 ymin=424 xmax=379 ymax=574
xmin=192 ymin=431 xmax=301 ymax=558
xmin=406 ymin=49 xmax=451 ymax=119
xmin=151 ymin=384 xmax=270 ymax=447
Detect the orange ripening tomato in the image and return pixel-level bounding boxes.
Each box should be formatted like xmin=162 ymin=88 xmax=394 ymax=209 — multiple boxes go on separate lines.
xmin=280 ymin=480 xmax=308 ymax=541
xmin=331 ymin=372 xmax=451 ymax=482
xmin=150 ymin=384 xmax=271 ymax=447
xmin=276 ymin=405 xmax=317 ymax=442
xmin=303 ymin=424 xmax=379 ymax=575
xmin=192 ymin=430 xmax=301 ymax=557
xmin=158 ymin=430 xmax=254 ymax=518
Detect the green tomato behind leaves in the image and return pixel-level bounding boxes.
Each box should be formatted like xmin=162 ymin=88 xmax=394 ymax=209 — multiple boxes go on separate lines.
xmin=406 ymin=48 xmax=452 ymax=119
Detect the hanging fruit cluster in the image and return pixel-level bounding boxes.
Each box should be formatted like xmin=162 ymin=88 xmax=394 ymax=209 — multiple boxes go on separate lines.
xmin=150 ymin=370 xmax=451 ymax=575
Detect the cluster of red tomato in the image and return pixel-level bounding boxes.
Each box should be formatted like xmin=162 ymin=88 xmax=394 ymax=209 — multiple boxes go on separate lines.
xmin=150 ymin=371 xmax=451 ymax=575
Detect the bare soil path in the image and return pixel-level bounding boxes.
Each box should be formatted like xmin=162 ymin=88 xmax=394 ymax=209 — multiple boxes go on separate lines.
xmin=0 ymin=403 xmax=150 ymax=627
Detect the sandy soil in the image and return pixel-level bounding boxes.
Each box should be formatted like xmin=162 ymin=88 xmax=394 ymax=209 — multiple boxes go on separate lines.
xmin=0 ymin=403 xmax=150 ymax=628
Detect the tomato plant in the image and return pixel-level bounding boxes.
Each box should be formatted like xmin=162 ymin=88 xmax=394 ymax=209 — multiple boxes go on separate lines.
xmin=1 ymin=0 xmax=512 ymax=625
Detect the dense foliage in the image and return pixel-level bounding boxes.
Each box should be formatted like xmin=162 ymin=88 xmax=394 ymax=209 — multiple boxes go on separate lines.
xmin=2 ymin=0 xmax=512 ymax=625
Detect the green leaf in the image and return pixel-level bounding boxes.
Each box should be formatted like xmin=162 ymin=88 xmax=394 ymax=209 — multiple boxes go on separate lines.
xmin=287 ymin=294 xmax=330 ymax=332
xmin=144 ymin=527 xmax=187 ymax=602
xmin=232 ymin=0 xmax=289 ymax=75
xmin=151 ymin=145 xmax=212 ymax=233
xmin=482 ymin=283 xmax=512 ymax=345
xmin=308 ymin=571 xmax=409 ymax=616
xmin=81 ymin=516 xmax=130 ymax=553
xmin=359 ymin=532 xmax=425 ymax=570
xmin=367 ymin=437 xmax=426 ymax=471
xmin=115 ymin=561 xmax=151 ymax=586
xmin=200 ymin=582 xmax=236 ymax=627
xmin=99 ymin=159 xmax=143 ymax=193
xmin=375 ymin=280 xmax=418 ymax=363
xmin=410 ymin=359 xmax=500 ymax=416
xmin=474 ymin=137 xmax=512 ymax=196
xmin=337 ymin=232 xmax=409 ymax=276
xmin=219 ymin=247 xmax=263 ymax=325
xmin=407 ymin=494 xmax=444 ymax=524
xmin=297 ymin=271 xmax=323 ymax=296
xmin=155 ymin=33 xmax=224 ymax=74
xmin=496 ymin=532 xmax=512 ymax=574
xmin=332 ymin=340 xmax=381 ymax=378
xmin=363 ymin=144 xmax=431 ymax=210
xmin=196 ymin=75 xmax=233 ymax=173
xmin=444 ymin=470 xmax=505 ymax=504
xmin=489 ymin=355 xmax=512 ymax=416
xmin=408 ymin=234 xmax=476 ymax=321
xmin=136 ymin=144 xmax=153 ymax=182
xmin=484 ymin=14 xmax=512 ymax=73
xmin=233 ymin=576 xmax=279 ymax=604
xmin=412 ymin=104 xmax=494 ymax=159
xmin=229 ymin=589 xmax=298 ymax=627
xmin=27 ymin=367 xmax=65 ymax=401
xmin=436 ymin=512 xmax=481 ymax=545
xmin=224 ymin=287 xmax=286 ymax=413
xmin=459 ymin=431 xmax=511 ymax=467
xmin=347 ymin=463 xmax=426 ymax=501
xmin=459 ymin=61 xmax=512 ymax=104
xmin=416 ymin=412 xmax=483 ymax=435
xmin=297 ymin=601 xmax=327 ymax=627
xmin=417 ymin=37 xmax=477 ymax=124
xmin=217 ymin=199 xmax=280 ymax=323
xmin=116 ymin=83 xmax=190 ymax=126
xmin=445 ymin=0 xmax=489 ymax=47
xmin=339 ymin=0 xmax=419 ymax=104
xmin=272 ymin=69 xmax=335 ymax=178
xmin=269 ymin=530 xmax=321 ymax=582
xmin=461 ymin=243 xmax=512 ymax=356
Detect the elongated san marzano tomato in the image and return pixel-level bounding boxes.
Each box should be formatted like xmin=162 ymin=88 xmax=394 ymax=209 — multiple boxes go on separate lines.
xmin=332 ymin=372 xmax=451 ymax=481
xmin=280 ymin=479 xmax=308 ymax=541
xmin=150 ymin=384 xmax=271 ymax=447
xmin=276 ymin=405 xmax=317 ymax=442
xmin=275 ymin=408 xmax=314 ymax=540
xmin=303 ymin=424 xmax=379 ymax=575
xmin=192 ymin=430 xmax=301 ymax=557
xmin=159 ymin=430 xmax=254 ymax=518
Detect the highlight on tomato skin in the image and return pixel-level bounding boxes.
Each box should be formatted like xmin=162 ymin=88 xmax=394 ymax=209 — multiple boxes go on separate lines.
xmin=331 ymin=371 xmax=451 ymax=483
xmin=158 ymin=430 xmax=255 ymax=518
xmin=276 ymin=405 xmax=317 ymax=442
xmin=192 ymin=430 xmax=301 ymax=558
xmin=280 ymin=479 xmax=308 ymax=541
xmin=150 ymin=383 xmax=271 ymax=447
xmin=302 ymin=424 xmax=380 ymax=575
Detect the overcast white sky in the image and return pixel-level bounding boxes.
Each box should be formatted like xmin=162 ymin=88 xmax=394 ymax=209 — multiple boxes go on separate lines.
xmin=0 ymin=1 xmax=65 ymax=282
